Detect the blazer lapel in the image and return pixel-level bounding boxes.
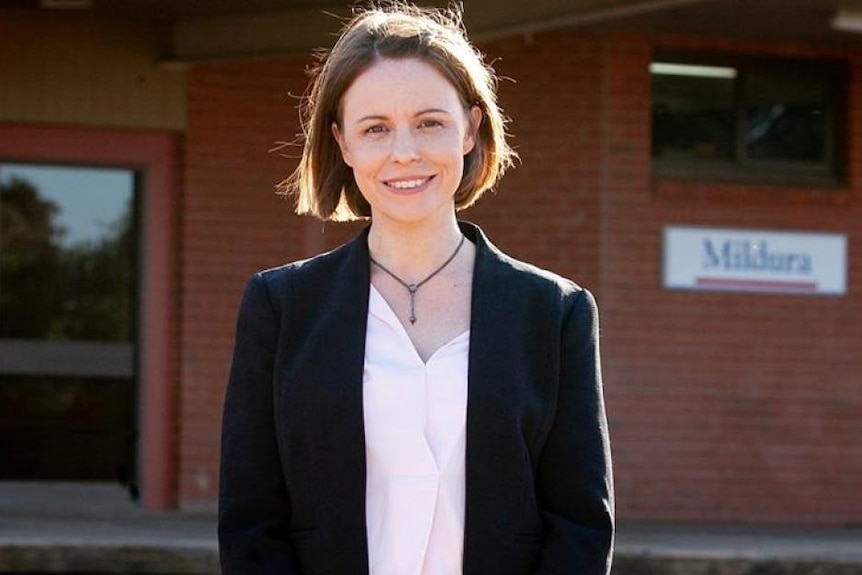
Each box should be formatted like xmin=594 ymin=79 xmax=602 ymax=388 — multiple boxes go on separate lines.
xmin=289 ymin=228 xmax=372 ymax=573
xmin=461 ymin=222 xmax=520 ymax=572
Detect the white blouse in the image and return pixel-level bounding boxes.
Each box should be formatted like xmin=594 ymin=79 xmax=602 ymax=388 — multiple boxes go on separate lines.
xmin=363 ymin=284 xmax=470 ymax=575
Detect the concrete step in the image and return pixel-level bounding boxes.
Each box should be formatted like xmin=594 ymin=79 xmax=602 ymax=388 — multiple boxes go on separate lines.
xmin=1 ymin=482 xmax=860 ymax=574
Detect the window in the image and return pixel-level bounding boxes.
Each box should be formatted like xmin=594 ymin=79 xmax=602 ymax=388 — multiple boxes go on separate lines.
xmin=650 ymin=50 xmax=847 ymax=185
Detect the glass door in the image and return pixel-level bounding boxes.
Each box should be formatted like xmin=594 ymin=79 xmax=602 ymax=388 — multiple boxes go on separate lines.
xmin=0 ymin=163 xmax=138 ymax=492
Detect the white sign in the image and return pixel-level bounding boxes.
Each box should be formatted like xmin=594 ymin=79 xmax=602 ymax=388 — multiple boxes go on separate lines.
xmin=663 ymin=226 xmax=847 ymax=295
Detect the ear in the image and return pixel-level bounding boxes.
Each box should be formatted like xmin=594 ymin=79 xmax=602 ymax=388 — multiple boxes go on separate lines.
xmin=463 ymin=105 xmax=482 ymax=155
xmin=332 ymin=122 xmax=354 ymax=167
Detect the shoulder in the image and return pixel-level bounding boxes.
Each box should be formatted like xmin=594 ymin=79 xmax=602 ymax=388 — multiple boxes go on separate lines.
xmin=500 ymin=249 xmax=597 ymax=327
xmin=255 ymin=226 xmax=369 ymax=292
xmin=465 ymin=221 xmax=589 ymax=308
xmin=499 ymin=249 xmax=582 ymax=296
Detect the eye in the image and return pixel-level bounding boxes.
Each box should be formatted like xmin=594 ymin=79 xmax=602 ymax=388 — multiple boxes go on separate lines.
xmin=419 ymin=119 xmax=444 ymax=129
xmin=364 ymin=124 xmax=388 ymax=135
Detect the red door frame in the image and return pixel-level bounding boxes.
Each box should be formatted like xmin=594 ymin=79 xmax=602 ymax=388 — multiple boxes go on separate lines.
xmin=0 ymin=123 xmax=180 ymax=509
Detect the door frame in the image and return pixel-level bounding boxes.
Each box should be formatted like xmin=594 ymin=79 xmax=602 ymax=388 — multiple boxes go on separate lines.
xmin=0 ymin=123 xmax=180 ymax=509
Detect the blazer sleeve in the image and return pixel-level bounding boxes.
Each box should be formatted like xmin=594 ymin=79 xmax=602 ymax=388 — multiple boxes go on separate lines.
xmin=534 ymin=288 xmax=614 ymax=574
xmin=218 ymin=273 xmax=300 ymax=574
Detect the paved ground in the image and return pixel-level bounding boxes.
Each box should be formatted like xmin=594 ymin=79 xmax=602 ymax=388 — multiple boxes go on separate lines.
xmin=1 ymin=482 xmax=861 ymax=573
xmin=0 ymin=482 xmax=216 ymax=573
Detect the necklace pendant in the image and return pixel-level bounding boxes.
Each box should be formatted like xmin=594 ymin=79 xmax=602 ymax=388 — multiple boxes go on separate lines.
xmin=408 ymin=288 xmax=417 ymax=324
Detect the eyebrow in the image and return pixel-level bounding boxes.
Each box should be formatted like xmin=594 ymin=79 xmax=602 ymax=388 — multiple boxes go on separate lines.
xmin=355 ymin=108 xmax=452 ymax=123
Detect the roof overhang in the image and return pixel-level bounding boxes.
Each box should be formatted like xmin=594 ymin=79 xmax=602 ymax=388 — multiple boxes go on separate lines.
xmin=16 ymin=0 xmax=862 ymax=63
xmin=168 ymin=0 xmax=718 ymax=62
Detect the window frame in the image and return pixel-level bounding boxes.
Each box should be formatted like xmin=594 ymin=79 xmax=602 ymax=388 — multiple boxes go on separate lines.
xmin=650 ymin=49 xmax=848 ymax=187
xmin=0 ymin=124 xmax=180 ymax=509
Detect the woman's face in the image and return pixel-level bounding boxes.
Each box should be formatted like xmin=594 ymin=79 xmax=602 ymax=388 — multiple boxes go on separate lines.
xmin=333 ymin=57 xmax=480 ymax=228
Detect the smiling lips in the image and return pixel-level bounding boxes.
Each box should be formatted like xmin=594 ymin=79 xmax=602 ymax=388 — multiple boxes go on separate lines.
xmin=385 ymin=175 xmax=435 ymax=192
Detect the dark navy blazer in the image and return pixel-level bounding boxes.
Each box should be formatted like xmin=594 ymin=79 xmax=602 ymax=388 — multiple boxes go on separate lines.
xmin=219 ymin=221 xmax=614 ymax=574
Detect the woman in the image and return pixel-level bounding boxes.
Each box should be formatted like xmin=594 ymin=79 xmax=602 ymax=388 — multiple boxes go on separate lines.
xmin=219 ymin=4 xmax=614 ymax=574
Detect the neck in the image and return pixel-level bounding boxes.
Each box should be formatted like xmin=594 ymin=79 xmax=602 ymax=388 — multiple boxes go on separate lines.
xmin=367 ymin=212 xmax=463 ymax=282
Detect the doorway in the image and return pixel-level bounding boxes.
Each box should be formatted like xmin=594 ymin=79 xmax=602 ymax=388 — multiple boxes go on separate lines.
xmin=0 ymin=125 xmax=179 ymax=508
xmin=0 ymin=163 xmax=139 ymax=493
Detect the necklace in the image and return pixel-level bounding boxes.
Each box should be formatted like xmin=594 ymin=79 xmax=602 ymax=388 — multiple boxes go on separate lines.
xmin=370 ymin=234 xmax=466 ymax=325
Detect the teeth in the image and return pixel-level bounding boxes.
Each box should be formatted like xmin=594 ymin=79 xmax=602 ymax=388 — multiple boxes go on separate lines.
xmin=388 ymin=178 xmax=427 ymax=189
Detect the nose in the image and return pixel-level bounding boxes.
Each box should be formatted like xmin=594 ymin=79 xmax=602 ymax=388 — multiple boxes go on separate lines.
xmin=390 ymin=128 xmax=420 ymax=163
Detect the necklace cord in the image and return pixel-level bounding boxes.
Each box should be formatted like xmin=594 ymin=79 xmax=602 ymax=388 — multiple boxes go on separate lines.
xmin=370 ymin=234 xmax=466 ymax=325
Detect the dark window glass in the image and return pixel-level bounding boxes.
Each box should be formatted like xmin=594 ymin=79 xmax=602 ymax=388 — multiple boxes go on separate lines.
xmin=0 ymin=375 xmax=135 ymax=480
xmin=651 ymin=63 xmax=736 ymax=164
xmin=744 ymin=71 xmax=830 ymax=164
xmin=651 ymin=52 xmax=846 ymax=184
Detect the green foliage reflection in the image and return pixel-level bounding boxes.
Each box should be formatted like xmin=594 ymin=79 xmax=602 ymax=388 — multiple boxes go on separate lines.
xmin=0 ymin=176 xmax=135 ymax=341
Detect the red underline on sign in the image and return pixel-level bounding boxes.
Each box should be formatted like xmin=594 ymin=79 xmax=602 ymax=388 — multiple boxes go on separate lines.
xmin=695 ymin=277 xmax=819 ymax=292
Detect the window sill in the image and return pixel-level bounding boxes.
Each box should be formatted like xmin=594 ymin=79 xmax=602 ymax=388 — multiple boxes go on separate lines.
xmin=652 ymin=175 xmax=851 ymax=207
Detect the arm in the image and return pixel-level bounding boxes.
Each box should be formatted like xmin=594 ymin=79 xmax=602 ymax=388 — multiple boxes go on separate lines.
xmin=535 ymin=288 xmax=614 ymax=574
xmin=218 ymin=273 xmax=300 ymax=574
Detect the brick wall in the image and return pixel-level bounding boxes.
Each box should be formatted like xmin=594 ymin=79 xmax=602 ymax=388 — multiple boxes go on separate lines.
xmin=182 ymin=58 xmax=306 ymax=505
xmin=181 ymin=30 xmax=862 ymax=524
xmin=600 ymin=33 xmax=862 ymax=523
xmin=467 ymin=33 xmax=604 ymax=288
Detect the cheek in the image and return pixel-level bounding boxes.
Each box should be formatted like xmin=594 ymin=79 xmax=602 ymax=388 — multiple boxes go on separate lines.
xmin=428 ymin=133 xmax=470 ymax=162
xmin=347 ymin=146 xmax=386 ymax=172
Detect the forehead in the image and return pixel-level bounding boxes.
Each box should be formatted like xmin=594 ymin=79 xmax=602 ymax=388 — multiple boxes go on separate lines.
xmin=340 ymin=57 xmax=463 ymax=118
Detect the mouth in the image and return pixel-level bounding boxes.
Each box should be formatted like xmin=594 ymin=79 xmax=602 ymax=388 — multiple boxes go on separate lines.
xmin=384 ymin=175 xmax=435 ymax=193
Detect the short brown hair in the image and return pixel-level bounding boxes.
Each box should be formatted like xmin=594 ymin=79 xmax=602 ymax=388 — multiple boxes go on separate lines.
xmin=284 ymin=2 xmax=516 ymax=221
